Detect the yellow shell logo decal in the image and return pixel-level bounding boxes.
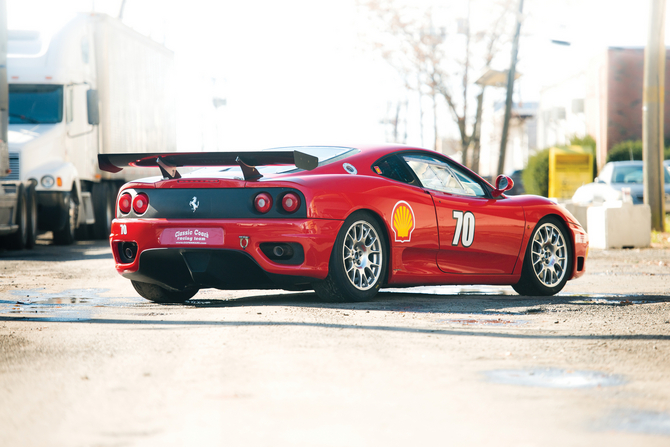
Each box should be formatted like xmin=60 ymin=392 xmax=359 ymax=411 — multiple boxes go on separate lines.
xmin=392 ymin=201 xmax=415 ymax=243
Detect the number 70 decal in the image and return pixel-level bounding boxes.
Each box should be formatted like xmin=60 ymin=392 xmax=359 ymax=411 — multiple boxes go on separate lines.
xmin=452 ymin=210 xmax=475 ymax=247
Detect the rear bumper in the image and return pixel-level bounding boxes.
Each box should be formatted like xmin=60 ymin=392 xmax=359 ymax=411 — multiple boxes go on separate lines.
xmin=110 ymin=218 xmax=342 ymax=290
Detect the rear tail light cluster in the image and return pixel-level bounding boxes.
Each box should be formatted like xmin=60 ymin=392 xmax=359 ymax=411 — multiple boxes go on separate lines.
xmin=117 ymin=191 xmax=150 ymax=216
xmin=132 ymin=193 xmax=149 ymax=214
xmin=281 ymin=193 xmax=300 ymax=213
xmin=253 ymin=191 xmax=301 ymax=214
xmin=254 ymin=192 xmax=273 ymax=213
xmin=118 ymin=193 xmax=132 ymax=215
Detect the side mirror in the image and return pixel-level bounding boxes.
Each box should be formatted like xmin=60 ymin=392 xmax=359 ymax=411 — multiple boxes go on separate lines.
xmin=87 ymin=89 xmax=100 ymax=125
xmin=492 ymin=174 xmax=514 ymax=197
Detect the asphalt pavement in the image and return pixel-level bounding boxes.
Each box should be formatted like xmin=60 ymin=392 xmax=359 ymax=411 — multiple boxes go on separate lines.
xmin=0 ymin=237 xmax=669 ymax=446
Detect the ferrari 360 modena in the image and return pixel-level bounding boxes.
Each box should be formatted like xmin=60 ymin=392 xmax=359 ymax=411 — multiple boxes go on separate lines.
xmin=98 ymin=145 xmax=588 ymax=303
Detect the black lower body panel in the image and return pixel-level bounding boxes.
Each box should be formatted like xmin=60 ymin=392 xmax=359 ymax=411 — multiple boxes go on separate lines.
xmin=123 ymin=248 xmax=315 ymax=292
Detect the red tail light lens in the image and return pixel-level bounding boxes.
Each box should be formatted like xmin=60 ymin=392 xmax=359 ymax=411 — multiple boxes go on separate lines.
xmin=281 ymin=193 xmax=300 ymax=213
xmin=132 ymin=193 xmax=149 ymax=215
xmin=254 ymin=192 xmax=273 ymax=213
xmin=118 ymin=193 xmax=132 ymax=215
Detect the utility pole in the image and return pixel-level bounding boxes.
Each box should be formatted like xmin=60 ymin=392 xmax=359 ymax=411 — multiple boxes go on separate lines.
xmin=497 ymin=0 xmax=524 ymax=175
xmin=643 ymin=0 xmax=666 ymax=231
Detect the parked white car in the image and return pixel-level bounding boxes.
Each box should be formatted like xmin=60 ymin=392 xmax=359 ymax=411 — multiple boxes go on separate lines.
xmin=571 ymin=160 xmax=670 ymax=209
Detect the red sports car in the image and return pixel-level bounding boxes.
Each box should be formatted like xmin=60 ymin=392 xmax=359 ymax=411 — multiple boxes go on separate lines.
xmin=99 ymin=145 xmax=588 ymax=303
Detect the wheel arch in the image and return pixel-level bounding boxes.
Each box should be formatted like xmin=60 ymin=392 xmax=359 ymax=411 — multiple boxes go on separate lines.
xmin=516 ymin=210 xmax=576 ymax=276
xmin=344 ymin=207 xmax=393 ymax=286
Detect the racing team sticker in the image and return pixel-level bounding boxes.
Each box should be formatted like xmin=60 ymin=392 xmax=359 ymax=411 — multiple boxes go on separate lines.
xmin=160 ymin=228 xmax=224 ymax=246
xmin=391 ymin=201 xmax=415 ymax=243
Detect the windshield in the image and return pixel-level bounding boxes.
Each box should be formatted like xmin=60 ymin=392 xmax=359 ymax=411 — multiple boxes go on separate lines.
xmin=612 ymin=164 xmax=670 ymax=184
xmin=9 ymin=84 xmax=64 ymax=124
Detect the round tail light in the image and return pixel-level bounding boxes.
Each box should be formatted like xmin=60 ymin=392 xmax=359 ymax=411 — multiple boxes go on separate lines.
xmin=132 ymin=193 xmax=149 ymax=215
xmin=281 ymin=192 xmax=300 ymax=213
xmin=254 ymin=192 xmax=273 ymax=213
xmin=118 ymin=192 xmax=132 ymax=215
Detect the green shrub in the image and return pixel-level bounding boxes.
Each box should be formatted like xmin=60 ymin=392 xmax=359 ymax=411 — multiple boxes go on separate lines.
xmin=608 ymin=140 xmax=643 ymax=161
xmin=569 ymin=135 xmax=596 ymax=149
xmin=523 ymin=148 xmax=549 ymax=197
xmin=607 ymin=139 xmax=670 ymax=162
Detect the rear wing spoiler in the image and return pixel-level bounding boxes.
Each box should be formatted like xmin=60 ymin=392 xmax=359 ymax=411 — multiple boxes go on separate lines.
xmin=98 ymin=150 xmax=319 ymax=181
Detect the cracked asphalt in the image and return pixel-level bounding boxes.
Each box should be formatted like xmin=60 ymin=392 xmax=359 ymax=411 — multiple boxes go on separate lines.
xmin=0 ymin=237 xmax=669 ymax=446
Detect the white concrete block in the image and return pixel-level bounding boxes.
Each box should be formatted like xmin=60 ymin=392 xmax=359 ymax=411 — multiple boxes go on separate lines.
xmin=586 ymin=202 xmax=651 ymax=249
xmin=562 ymin=202 xmax=589 ymax=232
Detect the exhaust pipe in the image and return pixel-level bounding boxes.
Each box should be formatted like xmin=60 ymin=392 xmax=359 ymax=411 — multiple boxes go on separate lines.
xmin=273 ymin=245 xmax=285 ymax=257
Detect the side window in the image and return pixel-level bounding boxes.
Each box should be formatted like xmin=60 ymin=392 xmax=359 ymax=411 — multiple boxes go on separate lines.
xmin=402 ymin=154 xmax=486 ymax=197
xmin=448 ymin=164 xmax=486 ymax=197
xmin=65 ymin=87 xmax=73 ymax=123
xmin=373 ymin=155 xmax=417 ymax=185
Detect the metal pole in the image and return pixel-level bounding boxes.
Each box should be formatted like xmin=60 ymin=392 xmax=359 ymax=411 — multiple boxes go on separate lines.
xmin=497 ymin=0 xmax=524 ymax=176
xmin=643 ymin=0 xmax=666 ymax=231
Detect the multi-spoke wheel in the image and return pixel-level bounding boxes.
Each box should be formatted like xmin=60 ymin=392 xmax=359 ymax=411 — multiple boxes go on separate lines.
xmin=513 ymin=217 xmax=573 ymax=296
xmin=342 ymin=220 xmax=383 ymax=291
xmin=314 ymin=211 xmax=387 ymax=302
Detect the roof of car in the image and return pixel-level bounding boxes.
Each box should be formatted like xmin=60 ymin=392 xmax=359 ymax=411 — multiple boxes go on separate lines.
xmin=606 ymin=160 xmax=642 ymax=166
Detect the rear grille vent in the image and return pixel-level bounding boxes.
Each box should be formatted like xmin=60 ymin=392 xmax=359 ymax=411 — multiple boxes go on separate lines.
xmin=6 ymin=152 xmax=20 ymax=180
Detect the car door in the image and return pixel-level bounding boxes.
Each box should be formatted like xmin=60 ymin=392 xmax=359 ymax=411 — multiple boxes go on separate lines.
xmin=401 ymin=153 xmax=525 ymax=275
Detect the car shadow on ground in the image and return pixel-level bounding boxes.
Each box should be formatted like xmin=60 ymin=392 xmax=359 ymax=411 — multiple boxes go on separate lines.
xmin=2 ymin=289 xmax=670 ymax=341
xmin=184 ymin=289 xmax=670 ymax=315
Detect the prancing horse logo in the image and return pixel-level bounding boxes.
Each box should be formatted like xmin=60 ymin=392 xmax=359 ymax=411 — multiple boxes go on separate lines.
xmin=189 ymin=196 xmax=199 ymax=212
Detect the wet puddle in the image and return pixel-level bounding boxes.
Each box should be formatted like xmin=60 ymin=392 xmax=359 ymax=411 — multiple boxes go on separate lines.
xmin=437 ymin=318 xmax=527 ymax=326
xmin=599 ymin=409 xmax=670 ymax=436
xmin=485 ymin=367 xmax=626 ymax=388
xmin=385 ymin=285 xmax=517 ymax=296
xmin=0 ymin=289 xmax=145 ymax=321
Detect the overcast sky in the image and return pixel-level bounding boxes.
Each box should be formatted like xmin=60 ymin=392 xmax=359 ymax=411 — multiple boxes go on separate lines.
xmin=7 ymin=0 xmax=668 ymax=151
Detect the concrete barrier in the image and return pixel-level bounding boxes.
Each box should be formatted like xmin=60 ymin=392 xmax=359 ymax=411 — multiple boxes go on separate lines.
xmin=586 ymin=201 xmax=651 ymax=249
xmin=562 ymin=202 xmax=589 ymax=232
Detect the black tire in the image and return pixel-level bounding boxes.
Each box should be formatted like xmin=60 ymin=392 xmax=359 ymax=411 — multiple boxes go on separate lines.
xmin=6 ymin=185 xmax=28 ymax=250
xmin=53 ymin=191 xmax=78 ymax=246
xmin=513 ymin=216 xmax=573 ymax=296
xmin=25 ymin=183 xmax=38 ymax=249
xmin=131 ymin=280 xmax=198 ymax=304
xmin=92 ymin=182 xmax=114 ymax=240
xmin=313 ymin=211 xmax=387 ymax=302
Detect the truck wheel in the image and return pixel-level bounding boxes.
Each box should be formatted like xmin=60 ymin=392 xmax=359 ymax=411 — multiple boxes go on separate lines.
xmin=92 ymin=182 xmax=114 ymax=239
xmin=131 ymin=280 xmax=198 ymax=304
xmin=53 ymin=192 xmax=78 ymax=245
xmin=512 ymin=217 xmax=573 ymax=296
xmin=313 ymin=211 xmax=387 ymax=302
xmin=26 ymin=183 xmax=38 ymax=249
xmin=6 ymin=185 xmax=28 ymax=250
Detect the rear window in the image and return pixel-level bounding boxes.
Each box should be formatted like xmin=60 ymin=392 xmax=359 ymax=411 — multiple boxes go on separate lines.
xmin=273 ymin=146 xmax=359 ymax=172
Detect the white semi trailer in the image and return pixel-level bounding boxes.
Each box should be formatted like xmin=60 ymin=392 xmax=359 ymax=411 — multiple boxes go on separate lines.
xmin=0 ymin=0 xmax=36 ymax=250
xmin=7 ymin=12 xmax=175 ymax=245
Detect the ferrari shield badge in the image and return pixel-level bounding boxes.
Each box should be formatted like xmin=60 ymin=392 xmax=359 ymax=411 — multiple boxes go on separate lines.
xmin=391 ymin=201 xmax=415 ymax=243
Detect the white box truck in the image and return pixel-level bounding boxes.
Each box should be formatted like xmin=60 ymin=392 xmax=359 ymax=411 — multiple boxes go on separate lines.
xmin=6 ymin=12 xmax=175 ymax=245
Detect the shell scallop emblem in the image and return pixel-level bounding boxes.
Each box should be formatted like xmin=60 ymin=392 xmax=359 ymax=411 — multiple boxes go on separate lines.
xmin=391 ymin=201 xmax=415 ymax=243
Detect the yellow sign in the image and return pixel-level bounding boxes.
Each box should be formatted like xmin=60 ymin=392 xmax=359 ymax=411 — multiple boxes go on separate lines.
xmin=548 ymin=146 xmax=594 ymax=199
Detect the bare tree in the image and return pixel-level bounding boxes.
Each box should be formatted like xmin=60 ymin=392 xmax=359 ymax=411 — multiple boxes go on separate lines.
xmin=361 ymin=0 xmax=513 ymax=172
